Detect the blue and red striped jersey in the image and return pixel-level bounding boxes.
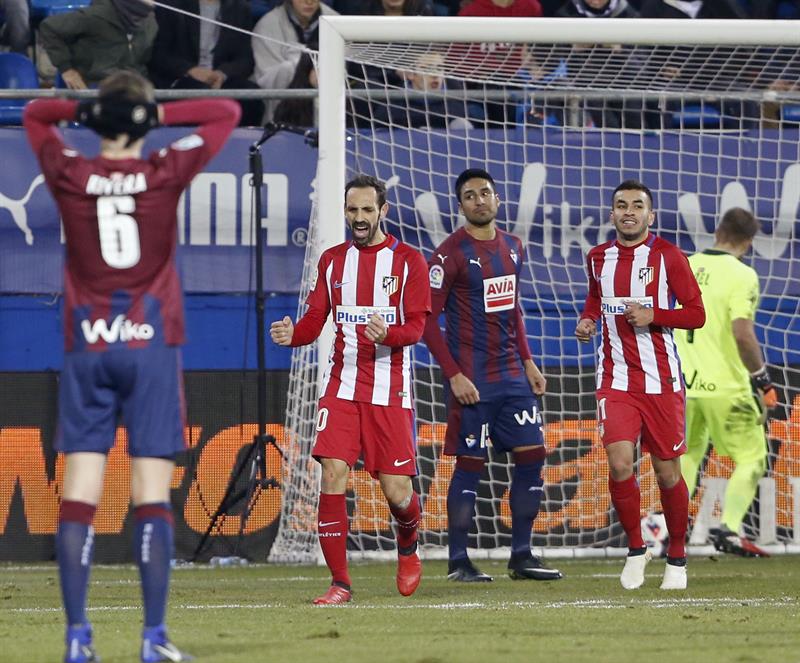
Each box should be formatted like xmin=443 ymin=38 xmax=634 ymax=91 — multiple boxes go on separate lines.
xmin=24 ymin=98 xmax=239 ymax=352
xmin=423 ymin=226 xmax=533 ymax=400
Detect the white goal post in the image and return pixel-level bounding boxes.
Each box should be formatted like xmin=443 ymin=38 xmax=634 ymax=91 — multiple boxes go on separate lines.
xmin=268 ymin=17 xmax=800 ymax=564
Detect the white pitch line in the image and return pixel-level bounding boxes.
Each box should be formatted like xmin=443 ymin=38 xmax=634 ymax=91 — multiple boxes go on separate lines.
xmin=4 ymin=596 xmax=797 ymax=614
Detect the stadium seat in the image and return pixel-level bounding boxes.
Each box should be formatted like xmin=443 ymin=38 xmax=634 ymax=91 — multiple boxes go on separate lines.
xmin=0 ymin=53 xmax=39 ymax=125
xmin=30 ymin=0 xmax=90 ymax=19
xmin=782 ymin=105 xmax=800 ymax=124
xmin=670 ymin=103 xmax=723 ymax=129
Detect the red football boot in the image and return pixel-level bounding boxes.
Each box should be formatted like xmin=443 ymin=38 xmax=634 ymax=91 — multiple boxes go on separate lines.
xmin=312 ymin=584 xmax=352 ymax=605
xmin=396 ymin=551 xmax=422 ymax=597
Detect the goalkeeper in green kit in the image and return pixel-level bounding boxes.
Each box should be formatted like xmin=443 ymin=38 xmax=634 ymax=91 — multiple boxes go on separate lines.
xmin=675 ymin=207 xmax=777 ymax=558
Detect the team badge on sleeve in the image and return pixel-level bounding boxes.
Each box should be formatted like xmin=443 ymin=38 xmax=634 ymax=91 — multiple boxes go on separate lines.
xmin=309 ymin=268 xmax=318 ymax=291
xmin=429 ymin=264 xmax=444 ymax=289
xmin=170 ymin=134 xmax=204 ymax=151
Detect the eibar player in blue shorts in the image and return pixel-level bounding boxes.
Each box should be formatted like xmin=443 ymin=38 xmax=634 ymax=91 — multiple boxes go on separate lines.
xmin=24 ymin=71 xmax=239 ymax=662
xmin=675 ymin=208 xmax=777 ymax=558
xmin=423 ymin=168 xmax=562 ymax=582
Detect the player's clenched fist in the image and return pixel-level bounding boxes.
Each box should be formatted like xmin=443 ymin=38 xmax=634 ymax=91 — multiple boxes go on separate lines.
xmin=623 ymin=301 xmax=654 ymax=328
xmin=574 ymin=318 xmax=596 ymax=343
xmin=270 ymin=316 xmax=294 ymax=346
xmin=364 ymin=313 xmax=388 ymax=344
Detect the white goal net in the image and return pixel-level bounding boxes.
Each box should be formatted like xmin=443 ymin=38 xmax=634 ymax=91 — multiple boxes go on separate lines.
xmin=269 ymin=18 xmax=800 ymax=563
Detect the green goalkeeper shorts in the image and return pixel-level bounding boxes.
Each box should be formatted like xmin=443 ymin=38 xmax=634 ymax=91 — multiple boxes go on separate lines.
xmin=685 ymin=393 xmax=767 ymax=464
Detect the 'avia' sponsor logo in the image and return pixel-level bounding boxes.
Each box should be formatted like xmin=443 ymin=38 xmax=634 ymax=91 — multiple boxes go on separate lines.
xmin=334 ymin=305 xmax=397 ymax=326
xmin=81 ymin=315 xmax=155 ymax=344
xmin=600 ymin=296 xmax=653 ymax=316
xmin=483 ymin=275 xmax=516 ymax=313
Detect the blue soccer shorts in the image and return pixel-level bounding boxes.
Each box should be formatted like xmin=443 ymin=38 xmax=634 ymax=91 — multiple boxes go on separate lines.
xmin=56 ymin=345 xmax=186 ymax=458
xmin=444 ymin=394 xmax=544 ymax=457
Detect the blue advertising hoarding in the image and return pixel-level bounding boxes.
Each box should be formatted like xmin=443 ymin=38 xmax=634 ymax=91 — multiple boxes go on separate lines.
xmin=1 ymin=127 xmax=798 ymax=297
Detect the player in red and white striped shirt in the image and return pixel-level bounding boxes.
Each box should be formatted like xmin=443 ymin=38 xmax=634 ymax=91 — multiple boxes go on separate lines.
xmin=270 ymin=175 xmax=431 ymax=605
xmin=575 ymin=180 xmax=705 ymax=591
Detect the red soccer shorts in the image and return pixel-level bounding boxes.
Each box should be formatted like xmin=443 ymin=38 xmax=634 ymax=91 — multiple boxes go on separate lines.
xmin=312 ymin=395 xmax=417 ymax=478
xmin=596 ymin=388 xmax=686 ymax=460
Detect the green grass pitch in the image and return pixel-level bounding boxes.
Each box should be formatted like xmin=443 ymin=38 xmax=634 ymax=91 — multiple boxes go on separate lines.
xmin=1 ymin=556 xmax=798 ymax=662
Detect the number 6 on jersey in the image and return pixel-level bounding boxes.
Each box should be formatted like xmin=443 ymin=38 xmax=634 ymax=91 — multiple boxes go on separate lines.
xmin=97 ymin=195 xmax=140 ymax=269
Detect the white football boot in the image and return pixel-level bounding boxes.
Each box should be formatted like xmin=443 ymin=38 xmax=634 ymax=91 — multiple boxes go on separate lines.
xmin=660 ymin=559 xmax=688 ymax=590
xmin=620 ymin=549 xmax=652 ymax=589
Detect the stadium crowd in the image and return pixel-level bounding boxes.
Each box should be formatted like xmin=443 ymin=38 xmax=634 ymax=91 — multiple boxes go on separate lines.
xmin=0 ymin=0 xmax=798 ymax=129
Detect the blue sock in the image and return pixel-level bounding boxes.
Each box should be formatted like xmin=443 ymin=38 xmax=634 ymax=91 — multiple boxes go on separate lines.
xmin=56 ymin=500 xmax=96 ymax=627
xmin=510 ymin=459 xmax=545 ymax=557
xmin=447 ymin=458 xmax=483 ymax=563
xmin=134 ymin=503 xmax=174 ymax=628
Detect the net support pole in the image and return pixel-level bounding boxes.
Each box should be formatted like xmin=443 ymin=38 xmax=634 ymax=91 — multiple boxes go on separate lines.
xmin=316 ymin=19 xmax=348 ymax=391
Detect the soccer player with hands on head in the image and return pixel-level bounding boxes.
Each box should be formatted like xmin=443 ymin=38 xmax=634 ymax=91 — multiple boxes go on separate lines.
xmin=675 ymin=208 xmax=776 ymax=558
xmin=575 ymin=181 xmax=705 ymax=591
xmin=270 ymin=175 xmax=431 ymax=605
xmin=423 ymin=168 xmax=562 ymax=583
xmin=24 ymin=70 xmax=240 ymax=662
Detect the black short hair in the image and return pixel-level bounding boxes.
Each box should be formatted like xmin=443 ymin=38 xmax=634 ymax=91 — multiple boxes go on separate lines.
xmin=345 ymin=174 xmax=387 ymax=208
xmin=454 ymin=168 xmax=495 ymax=202
xmin=612 ymin=180 xmax=654 ymax=208
xmin=717 ymin=207 xmax=760 ymax=243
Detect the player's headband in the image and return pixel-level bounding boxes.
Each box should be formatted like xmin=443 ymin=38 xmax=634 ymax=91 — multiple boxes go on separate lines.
xmin=76 ymin=92 xmax=159 ymax=145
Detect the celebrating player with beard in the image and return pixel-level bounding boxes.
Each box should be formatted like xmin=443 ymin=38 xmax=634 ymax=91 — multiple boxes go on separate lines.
xmin=270 ymin=174 xmax=430 ymax=605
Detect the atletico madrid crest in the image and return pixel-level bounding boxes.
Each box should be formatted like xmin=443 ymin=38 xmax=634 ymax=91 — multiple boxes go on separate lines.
xmin=638 ymin=266 xmax=654 ymax=286
xmin=382 ymin=275 xmax=399 ymax=296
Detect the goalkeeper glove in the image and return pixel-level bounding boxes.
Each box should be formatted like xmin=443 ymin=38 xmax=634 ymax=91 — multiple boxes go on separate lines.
xmin=750 ymin=366 xmax=779 ymax=410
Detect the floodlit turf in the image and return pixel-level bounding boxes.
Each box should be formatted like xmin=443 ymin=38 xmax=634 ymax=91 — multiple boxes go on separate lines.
xmin=1 ymin=556 xmax=798 ymax=662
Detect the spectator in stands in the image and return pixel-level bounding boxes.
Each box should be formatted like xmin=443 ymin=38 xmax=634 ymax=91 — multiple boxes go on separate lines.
xmin=388 ymin=51 xmax=484 ymax=129
xmin=459 ymin=0 xmax=542 ymax=17
xmin=252 ymin=0 xmax=338 ymax=124
xmin=457 ymin=0 xmax=543 ymax=125
xmin=549 ymin=2 xmax=643 ymax=127
xmin=349 ymin=50 xmax=484 ymax=130
xmin=538 ymin=0 xmax=563 ymax=13
xmin=638 ymin=1 xmax=761 ymax=128
xmin=638 ymin=0 xmax=747 ymax=18
xmin=759 ymin=51 xmax=800 ymax=128
xmin=149 ymin=0 xmax=263 ymax=126
xmin=365 ymin=0 xmax=434 ymax=14
xmin=0 ymin=0 xmax=31 ymax=54
xmin=556 ymin=0 xmax=638 ymax=17
xmin=273 ymin=52 xmax=317 ymax=126
xmin=345 ymin=0 xmax=435 ymax=102
xmin=39 ymin=0 xmax=157 ymax=89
